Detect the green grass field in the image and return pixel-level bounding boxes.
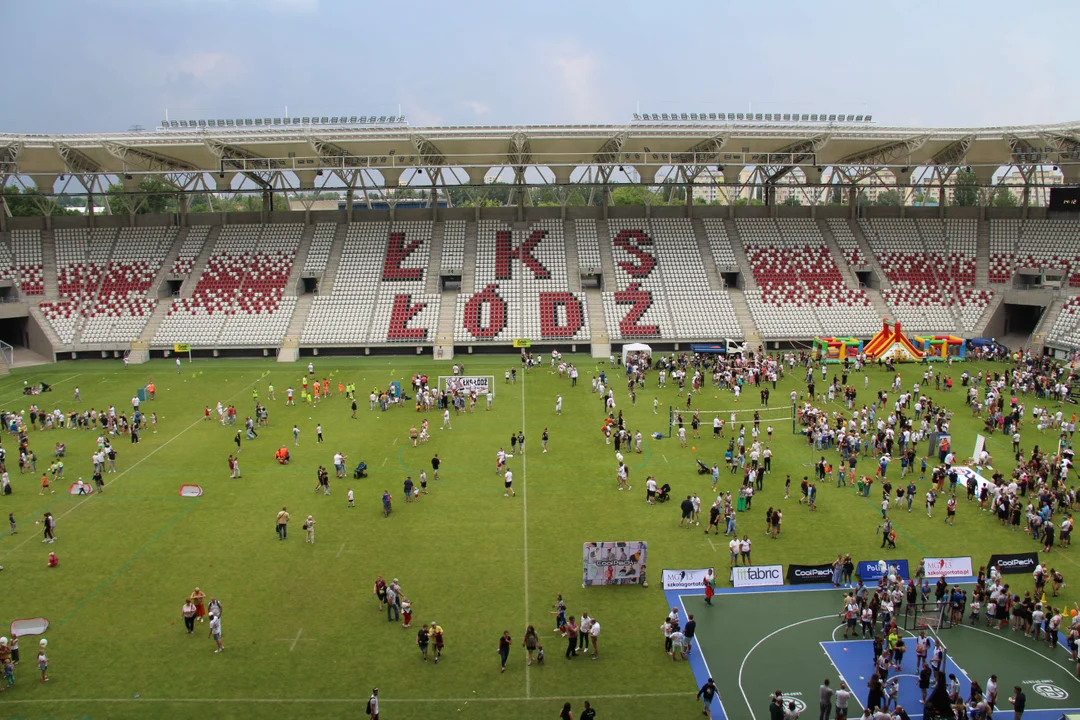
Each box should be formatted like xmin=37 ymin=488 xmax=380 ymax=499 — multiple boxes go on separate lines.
xmin=0 ymin=353 xmax=1076 ymax=720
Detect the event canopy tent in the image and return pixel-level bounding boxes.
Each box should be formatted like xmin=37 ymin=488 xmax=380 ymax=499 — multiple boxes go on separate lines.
xmin=622 ymin=343 xmax=652 ymax=364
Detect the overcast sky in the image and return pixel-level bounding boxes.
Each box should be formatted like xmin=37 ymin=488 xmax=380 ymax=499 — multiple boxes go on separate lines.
xmin=2 ymin=0 xmax=1078 ymax=134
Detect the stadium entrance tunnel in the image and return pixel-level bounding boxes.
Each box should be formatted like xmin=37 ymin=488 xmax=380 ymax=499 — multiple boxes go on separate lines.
xmin=1003 ymin=302 xmax=1044 ymax=336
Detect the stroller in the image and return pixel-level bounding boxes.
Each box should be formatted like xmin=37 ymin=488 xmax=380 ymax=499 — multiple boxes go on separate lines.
xmin=656 ymin=483 xmax=672 ymax=503
xmin=353 ymin=461 xmax=368 ymax=479
xmin=696 ymin=459 xmax=711 ymax=475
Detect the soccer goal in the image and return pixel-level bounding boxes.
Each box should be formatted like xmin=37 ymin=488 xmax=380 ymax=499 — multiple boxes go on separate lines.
xmin=902 ymin=600 xmax=953 ymax=632
xmin=667 ymin=404 xmax=796 ymax=438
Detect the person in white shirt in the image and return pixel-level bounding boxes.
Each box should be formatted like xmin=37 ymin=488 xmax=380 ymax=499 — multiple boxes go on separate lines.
xmin=729 ymin=537 xmax=740 ymax=567
xmin=504 ymin=469 xmax=515 ymax=497
xmin=589 ymin=617 xmax=600 ymax=659
xmin=442 ymin=409 xmax=452 ymax=430
xmin=555 ymin=395 xmax=562 ymax=415
xmin=646 ymin=476 xmax=658 ymax=504
xmin=209 ymin=612 xmax=223 ymax=652
xmin=347 ymin=488 xmax=355 ymax=508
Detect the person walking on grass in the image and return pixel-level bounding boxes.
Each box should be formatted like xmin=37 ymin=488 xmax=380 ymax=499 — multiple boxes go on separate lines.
xmin=304 ymin=515 xmax=315 ymax=543
xmin=498 ymin=630 xmax=512 ymax=672
xmin=182 ymin=599 xmax=197 ymax=634
xmin=208 ymin=612 xmax=223 ymax=653
xmin=367 ymin=687 xmax=379 ymax=720
xmin=524 ymin=625 xmax=539 ymax=665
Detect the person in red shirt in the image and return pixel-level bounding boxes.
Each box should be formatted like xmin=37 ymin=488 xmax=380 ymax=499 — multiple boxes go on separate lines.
xmin=47 ymin=552 xmax=58 ymax=568
xmin=703 ymin=572 xmax=715 ymax=606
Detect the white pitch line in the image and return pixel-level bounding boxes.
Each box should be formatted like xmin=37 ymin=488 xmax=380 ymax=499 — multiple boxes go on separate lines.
xmin=738 ymin=615 xmax=837 ymax=720
xmin=0 ymin=691 xmax=691 ymax=706
xmin=957 ymin=623 xmax=1080 ymax=683
xmin=289 ymin=628 xmax=304 ymax=652
xmin=520 ymin=370 xmax=531 ymax=699
xmin=381 ymin=458 xmax=388 ymax=467
xmin=706 ymin=537 xmax=717 ymax=553
xmin=392 ymin=437 xmax=398 ymax=445
xmin=662 ymin=454 xmax=668 ymax=463
xmin=0 ymin=374 xmax=264 ymax=563
xmin=336 ymin=543 xmax=346 ymax=558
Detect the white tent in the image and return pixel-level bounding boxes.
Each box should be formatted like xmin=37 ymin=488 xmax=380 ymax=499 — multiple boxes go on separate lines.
xmin=622 ymin=343 xmax=653 ymax=365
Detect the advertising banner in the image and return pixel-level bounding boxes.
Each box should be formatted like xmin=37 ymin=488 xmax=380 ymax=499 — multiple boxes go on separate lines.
xmin=731 ymin=564 xmax=784 ymax=589
xmin=987 ymin=552 xmax=1039 ymax=575
xmin=856 ymin=559 xmax=910 ymax=583
xmin=662 ymin=568 xmax=713 ymax=591
xmin=924 ymin=556 xmax=974 ymax=578
xmin=583 ymin=542 xmax=647 ymax=587
xmin=440 ymin=375 xmax=494 ymax=397
xmin=786 ymin=563 xmax=835 ymax=585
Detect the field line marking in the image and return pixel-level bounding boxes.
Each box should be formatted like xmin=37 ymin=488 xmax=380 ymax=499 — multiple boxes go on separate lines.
xmin=956 ymin=623 xmax=1080 ymax=682
xmin=337 ymin=543 xmax=346 ymax=558
xmin=290 ymin=628 xmax=304 ymax=652
xmin=0 ymin=691 xmax=692 ymax=705
xmin=662 ymin=454 xmax=668 ymax=463
xmin=817 ymin=641 xmax=866 ymax=714
xmin=57 ymin=497 xmax=200 ymax=626
xmin=706 ymin=537 xmax=717 ymax=553
xmin=0 ymin=373 xmax=80 ymax=405
xmin=738 ymin=614 xmax=836 ymax=720
xmin=677 ymin=594 xmax=729 ymax=720
xmin=521 ymin=369 xmax=530 ymax=699
xmin=0 ymin=374 xmax=263 ymax=563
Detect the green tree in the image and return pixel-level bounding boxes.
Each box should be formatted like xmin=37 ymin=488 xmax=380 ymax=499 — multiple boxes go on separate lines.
xmin=781 ymin=195 xmax=802 ymax=206
xmin=951 ymin=169 xmax=979 ymax=206
xmin=732 ymin=198 xmax=765 ymax=207
xmin=107 ymin=177 xmax=177 ymax=215
xmin=990 ymin=186 xmax=1019 ymax=207
xmin=874 ymin=189 xmax=904 ymax=207
xmin=2 ymin=185 xmax=78 ymax=216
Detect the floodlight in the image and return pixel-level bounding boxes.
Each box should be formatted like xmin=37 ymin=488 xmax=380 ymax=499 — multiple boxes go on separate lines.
xmin=810 ymin=114 xmax=818 ymax=121
xmin=264 ymin=118 xmax=272 ymax=125
xmin=765 ymin=113 xmax=772 ymax=121
xmin=680 ymin=113 xmax=688 ymax=120
xmin=690 ymin=113 xmax=698 ymax=120
xmin=320 ymin=116 xmax=328 ymax=123
xmin=865 ymin=115 xmax=872 ymax=122
xmin=349 ymin=116 xmax=357 ymax=123
xmin=292 ymin=118 xmax=300 ymax=124
xmin=736 ymin=113 xmax=743 ymax=120
xmin=782 ymin=113 xmax=790 ymax=121
xmin=198 ymin=120 xmax=207 ymax=127
xmin=801 ymin=114 xmax=808 ymax=121
xmin=708 ymin=113 xmax=716 ymax=120
xmin=217 ymin=119 xmax=224 ymax=126
xmin=171 ymin=121 xmax=180 ymax=128
xmin=378 ymin=116 xmax=387 ymax=123
xmin=856 ymin=115 xmax=864 ymax=121
xmin=331 ymin=117 xmax=339 ymax=123
xmin=161 ymin=120 xmax=169 ymax=128
xmin=255 ymin=118 xmax=263 ymax=125
xmin=273 ymin=118 xmax=282 ymax=125
xmin=302 ymin=117 xmax=310 ymax=123
xmin=179 ymin=120 xmax=188 ymax=127
xmin=399 ymin=116 xmax=406 ymax=122
xmin=661 ymin=113 xmax=670 ymax=120
xmin=633 ymin=113 xmax=640 ymax=121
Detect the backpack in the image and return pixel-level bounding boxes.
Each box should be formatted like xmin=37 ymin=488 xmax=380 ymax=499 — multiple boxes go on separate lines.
xmin=365 ymin=697 xmax=373 ymax=714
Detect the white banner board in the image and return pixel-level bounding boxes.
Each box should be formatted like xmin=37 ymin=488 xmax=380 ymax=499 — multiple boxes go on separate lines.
xmin=730 ymin=564 xmax=784 ymax=588
xmin=924 ymin=556 xmax=974 ymax=578
xmin=662 ymin=568 xmax=712 ymax=591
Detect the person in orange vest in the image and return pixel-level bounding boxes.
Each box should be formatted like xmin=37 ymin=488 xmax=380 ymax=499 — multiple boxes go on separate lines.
xmin=275 ymin=447 xmax=290 ymax=465
xmin=147 ymin=380 xmax=156 ymax=399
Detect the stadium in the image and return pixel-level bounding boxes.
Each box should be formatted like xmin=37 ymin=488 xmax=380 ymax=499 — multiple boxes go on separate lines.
xmin=3 ymin=4 xmax=1080 ymax=720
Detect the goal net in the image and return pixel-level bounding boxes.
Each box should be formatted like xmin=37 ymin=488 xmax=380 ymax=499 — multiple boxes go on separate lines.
xmin=667 ymin=405 xmax=796 ymax=438
xmin=903 ymin=600 xmax=953 ymax=632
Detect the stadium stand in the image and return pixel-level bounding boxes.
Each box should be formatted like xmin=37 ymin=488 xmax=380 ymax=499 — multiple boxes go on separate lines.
xmin=1013 ymin=220 xmax=1080 ymax=286
xmin=301 ymin=222 xmax=336 ymax=276
xmin=826 ymin=218 xmax=867 ymax=266
xmin=701 ymin=218 xmax=738 ymax=271
xmin=10 ymin=229 xmax=44 ymax=295
xmin=440 ymin=220 xmax=466 ymax=274
xmin=302 ymin=222 xmax=382 ymax=345
xmin=988 ymin=219 xmax=1019 ymax=284
xmin=455 ymin=219 xmax=590 ymax=343
xmin=153 ymin=224 xmax=300 ymax=347
xmin=574 ymin=219 xmax=603 ymax=272
xmin=171 ymin=225 xmax=210 ymax=275
xmin=1048 ymin=296 xmax=1080 ymax=350
xmin=80 ymin=227 xmax=177 ymax=344
xmin=737 ymin=218 xmax=878 ymax=338
xmin=366 ymin=221 xmax=441 ymax=342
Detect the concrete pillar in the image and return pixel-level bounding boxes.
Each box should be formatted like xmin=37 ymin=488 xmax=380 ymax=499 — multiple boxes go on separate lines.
xmin=381 ymin=168 xmax=403 ymax=188
xmin=634 ymin=166 xmax=655 ymax=185
xmin=804 ymin=168 xmax=823 ymax=216
xmin=294 ymin=170 xmax=317 ymax=190
xmin=213 ymin=172 xmax=237 ymax=191
xmin=465 ymin=167 xmax=489 ymax=185
xmin=1060 ymin=165 xmax=1080 ymax=186
xmin=33 ymin=174 xmax=58 ymax=194
xmin=551 ymin=166 xmax=574 ymax=185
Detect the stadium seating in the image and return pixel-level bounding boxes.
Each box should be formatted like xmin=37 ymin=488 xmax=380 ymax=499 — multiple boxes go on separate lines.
xmin=574 ymin=219 xmax=603 ymax=272
xmin=860 ymin=218 xmax=990 ymax=333
xmin=367 ymin=221 xmax=440 ymax=342
xmin=302 ymin=222 xmax=383 ymax=345
xmin=440 ymin=220 xmax=466 ymax=274
xmin=1013 ymin=220 xmax=1080 ymax=286
xmin=701 ymin=219 xmax=737 ymax=270
xmin=988 ymin=219 xmax=1018 ymax=284
xmin=10 ymin=229 xmax=44 ymax=295
xmin=737 ymin=218 xmax=878 ymax=338
xmin=456 ymin=219 xmax=589 ymax=343
xmin=826 ymin=218 xmax=867 ymax=266
xmin=79 ymin=227 xmax=177 ymax=344
xmin=301 ymin=223 xmax=336 ymax=276
xmin=154 ymin=224 xmax=300 ymax=347
xmin=601 ymin=219 xmax=738 ymax=341
xmin=1048 ymin=296 xmax=1080 ymax=350
xmin=171 ymin=225 xmax=210 ymax=275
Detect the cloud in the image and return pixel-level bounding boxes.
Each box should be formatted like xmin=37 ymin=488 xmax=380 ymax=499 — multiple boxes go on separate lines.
xmin=167 ymin=52 xmax=246 ymax=90
xmin=463 ymin=100 xmax=490 ymax=117
xmin=552 ymin=50 xmax=606 ymax=123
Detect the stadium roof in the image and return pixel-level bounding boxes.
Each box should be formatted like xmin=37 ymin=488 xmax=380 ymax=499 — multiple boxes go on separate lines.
xmin=2 ymin=120 xmax=1079 ymax=188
